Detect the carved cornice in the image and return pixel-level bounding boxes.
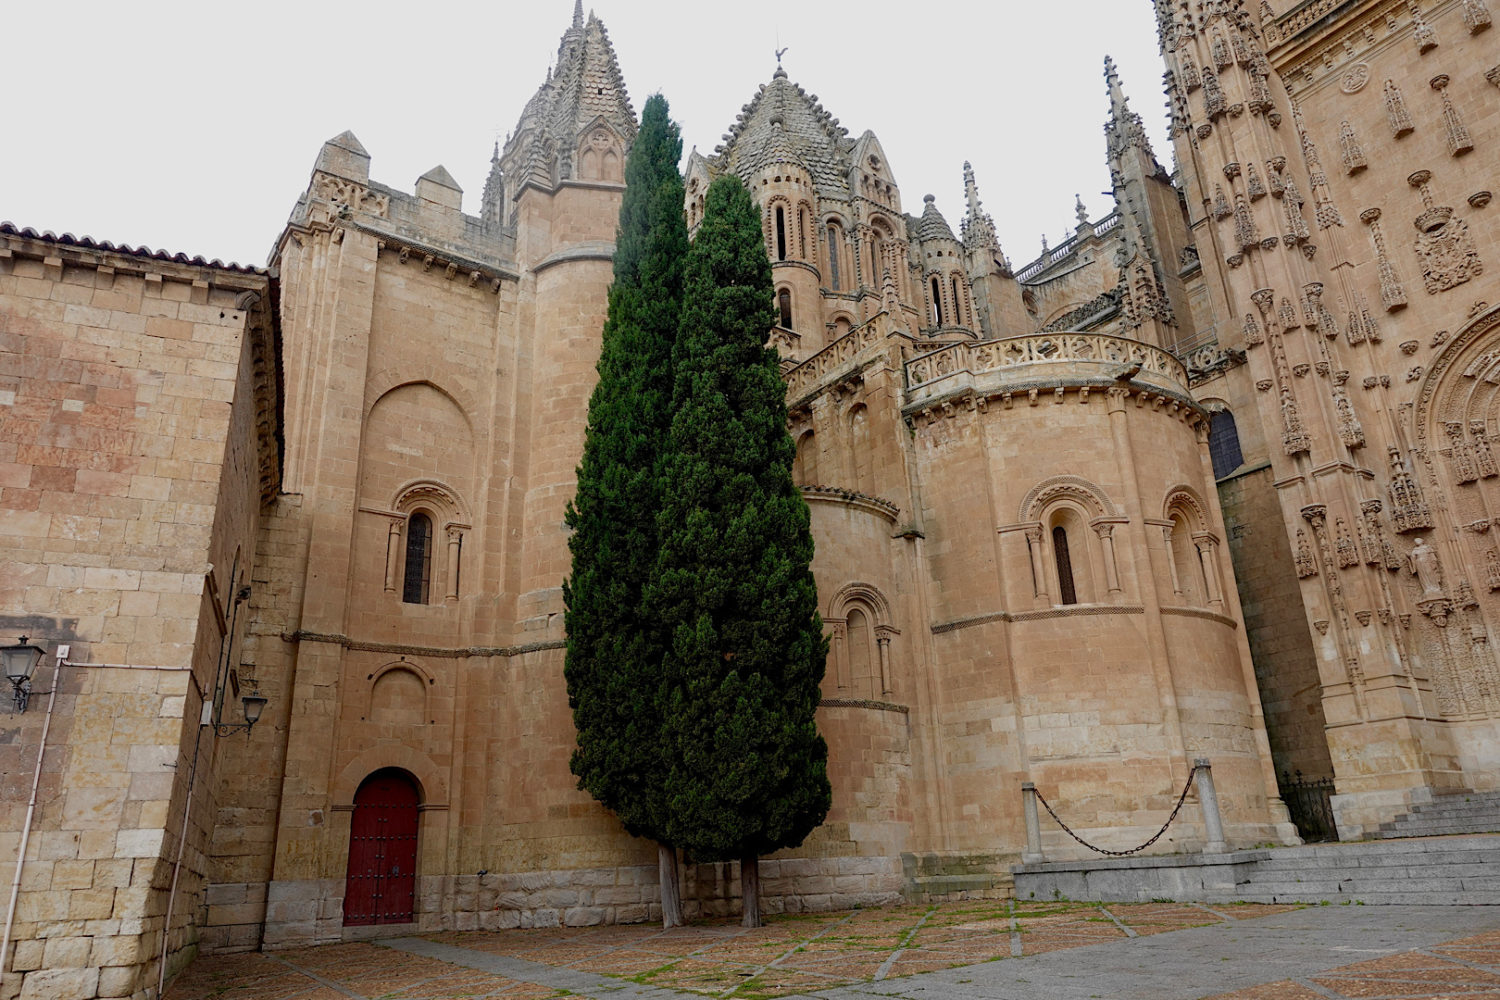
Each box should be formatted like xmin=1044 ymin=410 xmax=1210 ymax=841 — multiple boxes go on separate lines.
xmin=818 ymin=698 xmax=910 ymax=715
xmin=284 ymin=631 xmax=565 ymax=659
xmin=352 ymin=220 xmax=519 ymax=285
xmin=801 ymin=486 xmax=901 ymax=522
xmin=931 ymin=605 xmax=1149 ymax=633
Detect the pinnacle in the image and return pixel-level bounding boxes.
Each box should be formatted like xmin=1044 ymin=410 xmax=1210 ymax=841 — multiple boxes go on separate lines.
xmin=572 ymin=0 xmax=584 ymax=29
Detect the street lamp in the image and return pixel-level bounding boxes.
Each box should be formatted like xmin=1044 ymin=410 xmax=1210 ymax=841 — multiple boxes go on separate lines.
xmin=213 ymin=686 xmax=268 ymax=736
xmin=2 ymin=637 xmax=46 ymax=714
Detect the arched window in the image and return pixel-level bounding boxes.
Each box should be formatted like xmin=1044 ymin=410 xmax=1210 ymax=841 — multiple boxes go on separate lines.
xmin=849 ymin=404 xmax=872 ymax=493
xmin=869 ymin=235 xmax=883 ymax=286
xmin=931 ymin=277 xmax=945 ymax=326
xmin=795 ymin=430 xmax=818 ymax=485
xmin=798 ymin=207 xmax=809 ymax=260
xmin=403 ymin=512 xmax=433 ymax=604
xmin=775 ymin=206 xmax=788 ymax=261
xmin=778 ymin=289 xmax=794 ymax=330
xmin=1052 ymin=525 xmax=1078 ymax=606
xmin=1209 ymin=410 xmax=1244 ymax=479
xmin=1168 ymin=514 xmax=1201 ymax=604
xmin=846 ymin=607 xmax=875 ymax=696
xmin=952 ymin=276 xmax=964 ymax=326
xmin=827 ymin=224 xmax=842 ymax=290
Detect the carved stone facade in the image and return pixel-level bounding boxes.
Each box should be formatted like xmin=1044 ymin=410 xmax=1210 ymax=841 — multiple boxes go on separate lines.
xmin=1 ymin=2 xmax=1497 ymax=997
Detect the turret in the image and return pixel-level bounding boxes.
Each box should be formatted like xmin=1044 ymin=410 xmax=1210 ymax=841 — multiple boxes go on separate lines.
xmin=960 ymin=162 xmax=1027 ymax=336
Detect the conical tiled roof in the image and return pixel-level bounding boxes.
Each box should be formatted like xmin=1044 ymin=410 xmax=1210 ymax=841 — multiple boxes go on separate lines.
xmin=916 ymin=195 xmax=958 ymax=243
xmin=715 ymin=68 xmax=852 ymax=197
xmin=501 ymin=11 xmax=637 ymax=188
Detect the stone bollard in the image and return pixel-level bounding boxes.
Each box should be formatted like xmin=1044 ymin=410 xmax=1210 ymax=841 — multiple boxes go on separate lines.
xmin=1195 ymin=758 xmax=1229 ymax=854
xmin=1021 ymin=782 xmax=1045 ymax=864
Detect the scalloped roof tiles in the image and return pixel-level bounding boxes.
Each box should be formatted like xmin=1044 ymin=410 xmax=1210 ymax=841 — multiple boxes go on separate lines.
xmin=1 ymin=222 xmax=267 ymax=274
xmin=715 ymin=68 xmax=853 ymax=198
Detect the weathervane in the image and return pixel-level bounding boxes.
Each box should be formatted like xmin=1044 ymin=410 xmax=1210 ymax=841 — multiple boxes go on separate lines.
xmin=776 ymin=45 xmax=789 ymax=66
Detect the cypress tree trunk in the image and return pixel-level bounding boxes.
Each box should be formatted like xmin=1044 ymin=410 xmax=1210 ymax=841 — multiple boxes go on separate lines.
xmin=740 ymin=854 xmax=761 ymax=928
xmin=658 ymin=842 xmax=683 ymax=928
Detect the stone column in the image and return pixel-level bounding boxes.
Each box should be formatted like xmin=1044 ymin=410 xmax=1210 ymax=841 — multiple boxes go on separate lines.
xmin=445 ymin=527 xmax=463 ymax=604
xmin=384 ymin=520 xmax=402 ymax=594
xmin=874 ymin=627 xmax=896 ymax=697
xmin=1196 ymin=759 xmax=1228 ymax=854
xmin=1025 ymin=526 xmax=1049 ymax=605
xmin=1094 ymin=522 xmax=1123 ymax=595
xmin=1162 ymin=524 xmax=1185 ymax=598
xmin=1194 ymin=534 xmax=1224 ymax=611
xmin=828 ymin=621 xmax=848 ymax=690
xmin=1021 ymin=783 xmax=1044 ymax=863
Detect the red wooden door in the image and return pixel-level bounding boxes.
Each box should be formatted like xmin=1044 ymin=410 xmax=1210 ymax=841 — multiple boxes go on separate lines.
xmin=343 ymin=769 xmax=419 ymax=926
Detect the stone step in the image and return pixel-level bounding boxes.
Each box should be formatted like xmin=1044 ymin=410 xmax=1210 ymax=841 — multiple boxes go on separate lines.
xmin=1252 ymin=851 xmax=1500 ymax=870
xmin=1226 ymin=890 xmax=1500 ymax=905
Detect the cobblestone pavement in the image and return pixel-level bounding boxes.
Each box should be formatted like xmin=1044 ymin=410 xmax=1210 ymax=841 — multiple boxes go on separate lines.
xmin=164 ymin=901 xmax=1500 ymax=1000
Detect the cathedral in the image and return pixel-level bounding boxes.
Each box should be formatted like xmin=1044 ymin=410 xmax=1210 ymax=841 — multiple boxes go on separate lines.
xmin=1 ymin=1 xmax=1498 ymax=997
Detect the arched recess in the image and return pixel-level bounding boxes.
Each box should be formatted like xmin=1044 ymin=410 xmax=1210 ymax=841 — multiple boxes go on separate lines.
xmin=1020 ymin=475 xmax=1118 ymax=524
xmin=334 ymin=746 xmax=448 ymax=809
xmin=576 ymin=120 xmax=625 ymax=183
xmin=848 ymin=404 xmax=873 ymax=494
xmin=1019 ymin=476 xmax=1121 ymax=606
xmin=794 ymin=429 xmax=819 ymax=486
xmin=1412 ymin=304 xmax=1500 ymax=651
xmin=1163 ymin=485 xmax=1223 ymax=610
xmin=825 ymin=583 xmax=900 ymax=699
xmin=364 ymin=659 xmax=436 ymax=725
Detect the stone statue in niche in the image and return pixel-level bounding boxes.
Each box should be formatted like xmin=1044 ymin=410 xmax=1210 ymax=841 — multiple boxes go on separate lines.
xmin=1408 ymin=536 xmax=1445 ymax=598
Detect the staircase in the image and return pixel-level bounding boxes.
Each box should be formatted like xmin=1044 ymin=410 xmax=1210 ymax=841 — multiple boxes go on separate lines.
xmin=1229 ymin=835 xmax=1500 ymax=905
xmin=1375 ymin=791 xmax=1500 ymax=839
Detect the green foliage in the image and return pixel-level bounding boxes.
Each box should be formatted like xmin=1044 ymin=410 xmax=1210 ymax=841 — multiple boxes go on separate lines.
xmin=564 ymin=94 xmax=689 ymax=841
xmin=649 ymin=174 xmax=831 ymax=861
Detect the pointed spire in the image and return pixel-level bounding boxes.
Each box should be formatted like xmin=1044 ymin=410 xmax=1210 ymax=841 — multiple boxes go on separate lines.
xmin=1103 ymin=56 xmax=1156 ymax=166
xmin=482 ymin=142 xmax=506 ymax=228
xmin=1076 ymin=194 xmax=1091 ymax=228
xmin=960 ymin=161 xmax=1001 ymax=255
xmin=572 ymin=0 xmax=584 ymax=30
xmin=917 ymin=194 xmax=958 ymax=243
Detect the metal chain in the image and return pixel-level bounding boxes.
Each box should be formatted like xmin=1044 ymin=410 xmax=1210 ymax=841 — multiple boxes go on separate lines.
xmin=1033 ymin=768 xmax=1197 ymax=857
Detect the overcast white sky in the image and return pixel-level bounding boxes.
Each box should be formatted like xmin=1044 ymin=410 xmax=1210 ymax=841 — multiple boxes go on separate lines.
xmin=3 ymin=1 xmax=1171 ymax=270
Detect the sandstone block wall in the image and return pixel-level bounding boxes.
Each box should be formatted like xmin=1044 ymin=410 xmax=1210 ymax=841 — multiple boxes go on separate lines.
xmin=0 ymin=228 xmax=277 ymax=999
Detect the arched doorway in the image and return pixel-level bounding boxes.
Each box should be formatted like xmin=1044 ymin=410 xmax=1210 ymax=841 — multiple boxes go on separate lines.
xmin=343 ymin=768 xmax=419 ymax=926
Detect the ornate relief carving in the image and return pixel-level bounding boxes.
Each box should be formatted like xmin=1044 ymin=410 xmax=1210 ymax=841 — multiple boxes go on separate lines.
xmin=1246 ymin=161 xmax=1267 ymax=201
xmin=1333 ymin=376 xmax=1365 ymax=448
xmin=1234 ymin=194 xmax=1259 ymax=249
xmin=1416 ymin=218 xmax=1484 ymax=294
xmin=1361 ymin=207 xmax=1409 ymax=310
xmin=1339 ymin=121 xmax=1368 ymax=174
xmin=1488 ymin=549 xmax=1500 ymax=590
xmin=1473 ymin=422 xmax=1498 ymax=477
xmin=1408 ymin=0 xmax=1440 ymax=52
xmin=1430 ymin=76 xmax=1473 ymax=156
xmin=1335 ymin=518 xmax=1360 ymax=567
xmin=1296 ymin=529 xmax=1318 ymax=578
xmin=1244 ymin=312 xmax=1265 ymax=346
xmin=1446 ymin=421 xmax=1479 ymax=482
xmin=1467 ymin=0 xmax=1494 ymax=31
xmin=1340 ymin=63 xmax=1371 ymax=94
xmin=1384 ymin=80 xmax=1415 ymax=138
xmin=1388 ymin=447 xmax=1433 ymax=532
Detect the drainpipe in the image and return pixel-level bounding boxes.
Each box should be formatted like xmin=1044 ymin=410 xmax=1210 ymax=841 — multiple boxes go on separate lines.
xmin=0 ymin=645 xmax=68 ymax=989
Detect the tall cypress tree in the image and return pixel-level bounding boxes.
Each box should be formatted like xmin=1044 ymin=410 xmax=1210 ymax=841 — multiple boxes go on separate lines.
xmin=650 ymin=174 xmax=831 ymax=927
xmin=564 ymin=94 xmax=689 ymax=927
